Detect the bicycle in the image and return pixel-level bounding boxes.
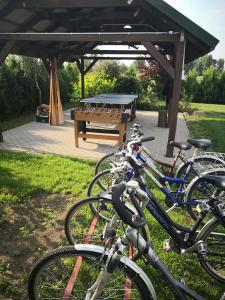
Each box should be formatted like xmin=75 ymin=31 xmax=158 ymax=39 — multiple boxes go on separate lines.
xmin=95 ymin=124 xmax=225 ymax=180
xmin=87 ymin=137 xmax=225 ymax=220
xmin=65 ymin=148 xmax=225 ymax=282
xmin=28 ymin=176 xmax=225 ymax=299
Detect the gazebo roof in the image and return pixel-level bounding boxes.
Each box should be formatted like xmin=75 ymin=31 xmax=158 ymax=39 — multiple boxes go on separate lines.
xmin=0 ymin=0 xmax=219 ymax=63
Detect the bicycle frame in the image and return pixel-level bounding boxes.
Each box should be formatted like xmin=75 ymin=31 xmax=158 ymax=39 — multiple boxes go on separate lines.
xmin=142 ymin=182 xmax=225 ymax=250
xmin=135 ymin=148 xmax=206 ymax=208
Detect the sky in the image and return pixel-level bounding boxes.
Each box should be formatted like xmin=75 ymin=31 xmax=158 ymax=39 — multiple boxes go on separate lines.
xmin=164 ymin=0 xmax=225 ymax=59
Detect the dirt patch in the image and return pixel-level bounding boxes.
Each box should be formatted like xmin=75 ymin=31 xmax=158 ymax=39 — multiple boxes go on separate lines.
xmin=0 ymin=193 xmax=73 ymax=299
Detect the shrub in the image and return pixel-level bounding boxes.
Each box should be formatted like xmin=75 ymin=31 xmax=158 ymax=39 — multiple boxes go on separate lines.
xmin=71 ymin=71 xmax=116 ymax=103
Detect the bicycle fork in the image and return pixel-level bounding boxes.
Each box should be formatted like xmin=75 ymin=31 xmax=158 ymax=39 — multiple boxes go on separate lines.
xmin=85 ymin=245 xmax=124 ymax=300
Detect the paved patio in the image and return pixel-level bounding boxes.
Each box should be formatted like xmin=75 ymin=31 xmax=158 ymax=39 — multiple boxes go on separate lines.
xmin=0 ymin=110 xmax=191 ymax=161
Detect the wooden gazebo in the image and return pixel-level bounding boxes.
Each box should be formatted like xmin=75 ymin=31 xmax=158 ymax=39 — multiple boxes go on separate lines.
xmin=0 ymin=0 xmax=219 ymax=156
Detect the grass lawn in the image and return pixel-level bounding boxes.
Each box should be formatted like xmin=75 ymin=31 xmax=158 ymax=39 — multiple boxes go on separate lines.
xmin=0 ymin=149 xmax=224 ymax=299
xmin=187 ymin=103 xmax=225 ymax=152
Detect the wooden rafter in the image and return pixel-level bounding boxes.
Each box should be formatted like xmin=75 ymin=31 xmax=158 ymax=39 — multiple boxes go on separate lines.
xmin=0 ymin=32 xmax=180 ymax=43
xmin=82 ymin=56 xmax=152 ymax=60
xmin=87 ymin=50 xmax=149 ymax=55
xmin=18 ymin=0 xmax=135 ymax=9
xmin=143 ymin=42 xmax=175 ymax=79
xmin=84 ymin=58 xmax=99 ymax=75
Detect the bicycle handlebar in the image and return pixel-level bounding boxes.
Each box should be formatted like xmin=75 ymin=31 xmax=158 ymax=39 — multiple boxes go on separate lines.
xmin=127 ymin=136 xmax=155 ymax=154
xmin=112 ymin=183 xmax=146 ymax=228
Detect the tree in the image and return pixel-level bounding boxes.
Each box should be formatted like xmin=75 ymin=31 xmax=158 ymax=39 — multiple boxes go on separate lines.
xmin=184 ymin=68 xmax=201 ymax=102
xmin=93 ymin=61 xmax=127 ymax=81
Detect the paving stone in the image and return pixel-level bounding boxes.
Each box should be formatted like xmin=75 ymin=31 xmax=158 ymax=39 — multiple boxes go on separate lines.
xmin=0 ymin=110 xmax=191 ymax=162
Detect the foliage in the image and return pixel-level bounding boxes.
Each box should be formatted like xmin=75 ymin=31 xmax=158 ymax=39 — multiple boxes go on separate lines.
xmin=115 ymin=65 xmax=139 ymax=94
xmin=93 ymin=60 xmax=127 ymax=81
xmin=184 ymin=55 xmax=225 ymax=104
xmin=59 ymin=63 xmax=80 ymax=102
xmin=72 ymin=71 xmax=116 ymax=102
xmin=0 ymin=56 xmax=79 ymax=122
xmin=138 ymin=81 xmax=162 ymax=111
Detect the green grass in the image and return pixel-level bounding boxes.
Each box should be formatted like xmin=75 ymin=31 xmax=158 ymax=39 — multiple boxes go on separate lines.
xmin=0 ymin=150 xmax=95 ymax=204
xmin=191 ymin=102 xmax=225 ymax=114
xmin=187 ymin=103 xmax=225 ymax=152
xmin=0 ymin=149 xmax=224 ymax=299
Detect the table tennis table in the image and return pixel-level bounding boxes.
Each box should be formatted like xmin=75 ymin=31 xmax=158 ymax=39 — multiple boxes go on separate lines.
xmin=80 ymin=93 xmax=138 ymax=120
xmin=73 ymin=94 xmax=137 ymax=147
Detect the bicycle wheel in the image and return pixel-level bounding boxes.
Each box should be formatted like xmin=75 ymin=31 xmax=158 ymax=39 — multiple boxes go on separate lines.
xmin=185 ymin=169 xmax=225 ymax=220
xmin=28 ymin=245 xmax=155 ymax=300
xmin=95 ymin=152 xmax=119 ymax=174
xmin=65 ymin=196 xmax=118 ymax=245
xmin=95 ymin=142 xmax=127 ymax=175
xmin=87 ymin=169 xmax=124 ymax=197
xmin=176 ymin=156 xmax=225 ymax=187
xmin=198 ymin=216 xmax=225 ymax=282
xmin=65 ymin=197 xmax=150 ymax=254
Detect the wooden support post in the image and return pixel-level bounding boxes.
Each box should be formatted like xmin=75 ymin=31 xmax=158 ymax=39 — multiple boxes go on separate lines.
xmin=49 ymin=58 xmax=64 ymax=125
xmin=80 ymin=58 xmax=85 ymax=99
xmin=166 ymin=38 xmax=186 ymax=157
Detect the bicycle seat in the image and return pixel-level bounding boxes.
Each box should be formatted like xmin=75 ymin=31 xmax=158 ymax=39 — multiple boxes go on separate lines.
xmin=200 ymin=175 xmax=225 ymax=191
xmin=170 ymin=141 xmax=192 ymax=151
xmin=187 ymin=139 xmax=212 ymax=150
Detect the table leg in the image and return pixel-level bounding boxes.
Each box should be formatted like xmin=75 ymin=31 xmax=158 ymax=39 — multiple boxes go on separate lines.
xmin=74 ymin=120 xmax=79 ymax=147
xmin=119 ymin=123 xmax=126 ymax=145
xmin=82 ymin=121 xmax=87 ymax=141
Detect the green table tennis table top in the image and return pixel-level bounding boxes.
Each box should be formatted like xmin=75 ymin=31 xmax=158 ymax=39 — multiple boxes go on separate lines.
xmin=80 ymin=93 xmax=138 ymax=105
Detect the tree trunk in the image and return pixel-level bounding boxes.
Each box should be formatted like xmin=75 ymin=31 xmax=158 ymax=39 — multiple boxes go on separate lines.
xmin=34 ymin=59 xmax=42 ymax=105
xmin=0 ymin=127 xmax=3 ymax=142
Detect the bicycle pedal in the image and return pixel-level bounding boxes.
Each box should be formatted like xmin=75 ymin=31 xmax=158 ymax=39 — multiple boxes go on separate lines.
xmin=163 ymin=239 xmax=172 ymax=252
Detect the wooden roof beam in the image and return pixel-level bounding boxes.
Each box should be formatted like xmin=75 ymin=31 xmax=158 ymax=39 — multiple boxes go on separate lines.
xmin=0 ymin=32 xmax=180 ymax=43
xmin=143 ymin=41 xmax=175 ymax=79
xmin=19 ymin=0 xmax=134 ymax=9
xmin=82 ymin=56 xmax=152 ymax=60
xmin=86 ymin=49 xmax=149 ymax=55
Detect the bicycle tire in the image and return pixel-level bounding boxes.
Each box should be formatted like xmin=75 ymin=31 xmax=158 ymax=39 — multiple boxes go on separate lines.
xmin=95 ymin=143 xmax=127 ymax=175
xmin=197 ymin=215 xmax=225 ymax=282
xmin=185 ymin=169 xmax=225 ymax=220
xmin=95 ymin=152 xmax=117 ymax=175
xmin=65 ymin=196 xmax=116 ymax=245
xmin=28 ymin=245 xmax=155 ymax=300
xmin=65 ymin=196 xmax=150 ymax=259
xmin=87 ymin=169 xmax=123 ymax=197
xmin=176 ymin=156 xmax=225 ymax=186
